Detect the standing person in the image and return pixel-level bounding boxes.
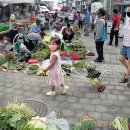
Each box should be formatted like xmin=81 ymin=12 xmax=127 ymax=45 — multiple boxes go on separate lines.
xmin=77 ymin=11 xmax=83 ymax=29
xmin=30 ymin=18 xmax=42 ymax=33
xmin=84 ymin=8 xmax=91 ymax=36
xmin=108 ymin=9 xmax=120 ymax=47
xmin=94 ymin=15 xmax=99 ymax=39
xmin=43 ymin=37 xmax=69 ymax=96
xmin=94 ymin=8 xmax=107 ymax=62
xmin=45 ymin=11 xmax=49 ymax=22
xmin=119 ymin=7 xmax=130 ymax=84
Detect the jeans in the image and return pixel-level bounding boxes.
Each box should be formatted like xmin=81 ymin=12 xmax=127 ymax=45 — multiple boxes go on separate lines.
xmin=109 ymin=30 xmax=119 ymax=45
xmin=95 ymin=41 xmax=104 ymax=61
xmin=84 ymin=23 xmax=90 ymax=35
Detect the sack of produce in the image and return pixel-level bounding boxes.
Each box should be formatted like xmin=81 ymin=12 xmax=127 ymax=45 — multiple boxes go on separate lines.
xmin=26 ymin=64 xmax=40 ymax=75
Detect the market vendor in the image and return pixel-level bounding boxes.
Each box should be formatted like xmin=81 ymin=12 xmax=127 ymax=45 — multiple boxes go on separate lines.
xmin=29 ymin=18 xmax=42 ymax=33
xmin=24 ymin=32 xmax=46 ymax=51
xmin=62 ymin=23 xmax=74 ymax=43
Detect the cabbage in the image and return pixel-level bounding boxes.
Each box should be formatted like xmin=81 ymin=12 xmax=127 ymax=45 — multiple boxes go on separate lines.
xmin=23 ymin=119 xmax=47 ymax=130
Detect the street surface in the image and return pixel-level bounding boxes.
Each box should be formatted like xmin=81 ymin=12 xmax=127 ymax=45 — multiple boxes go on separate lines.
xmin=0 ymin=31 xmax=129 ymax=123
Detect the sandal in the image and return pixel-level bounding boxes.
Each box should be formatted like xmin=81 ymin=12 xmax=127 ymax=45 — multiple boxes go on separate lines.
xmin=120 ymin=77 xmax=129 ymax=83
xmin=127 ymin=82 xmax=130 ymax=88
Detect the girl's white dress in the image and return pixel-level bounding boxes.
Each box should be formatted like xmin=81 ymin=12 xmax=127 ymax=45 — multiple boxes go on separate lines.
xmin=48 ymin=51 xmax=64 ymax=86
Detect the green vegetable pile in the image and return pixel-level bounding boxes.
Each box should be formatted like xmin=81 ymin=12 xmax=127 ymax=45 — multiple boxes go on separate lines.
xmin=31 ymin=49 xmax=50 ymax=61
xmin=0 ymin=102 xmax=35 ymax=130
xmin=112 ymin=117 xmax=129 ymax=130
xmin=0 ymin=23 xmax=10 ymax=32
xmin=23 ymin=118 xmax=47 ymax=130
xmin=28 ymin=65 xmax=39 ymax=71
xmin=73 ymin=61 xmax=86 ymax=71
xmin=26 ymin=65 xmax=40 ymax=75
xmin=72 ymin=40 xmax=83 ymax=46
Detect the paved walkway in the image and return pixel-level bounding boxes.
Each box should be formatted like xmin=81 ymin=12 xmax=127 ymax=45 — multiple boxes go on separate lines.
xmin=0 ymin=32 xmax=130 ymax=123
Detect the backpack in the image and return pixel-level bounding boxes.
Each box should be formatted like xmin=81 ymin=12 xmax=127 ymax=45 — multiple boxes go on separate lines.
xmin=101 ymin=18 xmax=107 ymax=41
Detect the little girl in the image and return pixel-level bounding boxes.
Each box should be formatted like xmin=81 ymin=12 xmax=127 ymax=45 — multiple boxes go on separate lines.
xmin=43 ymin=37 xmax=69 ymax=96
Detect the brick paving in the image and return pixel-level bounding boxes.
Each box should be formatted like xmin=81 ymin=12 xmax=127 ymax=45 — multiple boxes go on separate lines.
xmin=0 ymin=32 xmax=130 ymax=123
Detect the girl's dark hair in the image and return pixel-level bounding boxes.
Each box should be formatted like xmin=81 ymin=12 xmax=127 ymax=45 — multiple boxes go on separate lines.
xmin=113 ymin=9 xmax=118 ymax=14
xmin=98 ymin=8 xmax=105 ymax=16
xmin=51 ymin=37 xmax=64 ymax=51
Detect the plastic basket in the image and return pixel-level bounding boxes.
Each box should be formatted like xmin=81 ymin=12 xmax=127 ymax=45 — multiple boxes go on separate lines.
xmin=70 ymin=54 xmax=78 ymax=60
xmin=28 ymin=59 xmax=38 ymax=64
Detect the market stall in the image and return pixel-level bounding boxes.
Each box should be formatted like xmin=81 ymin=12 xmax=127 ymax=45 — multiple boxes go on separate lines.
xmin=0 ymin=101 xmax=130 ymax=130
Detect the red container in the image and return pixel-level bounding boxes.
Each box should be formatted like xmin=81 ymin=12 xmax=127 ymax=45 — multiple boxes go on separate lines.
xmin=70 ymin=54 xmax=79 ymax=60
xmin=28 ymin=59 xmax=38 ymax=64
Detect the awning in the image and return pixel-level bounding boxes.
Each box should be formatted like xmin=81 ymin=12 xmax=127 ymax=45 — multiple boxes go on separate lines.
xmin=0 ymin=0 xmax=35 ymax=4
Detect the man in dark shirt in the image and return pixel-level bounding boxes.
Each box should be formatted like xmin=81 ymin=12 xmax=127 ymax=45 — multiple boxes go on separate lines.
xmin=108 ymin=9 xmax=120 ymax=47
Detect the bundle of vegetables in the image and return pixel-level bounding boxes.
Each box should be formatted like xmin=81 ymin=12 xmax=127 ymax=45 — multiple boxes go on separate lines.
xmin=112 ymin=117 xmax=129 ymax=130
xmin=85 ymin=62 xmax=96 ymax=71
xmin=73 ymin=61 xmax=86 ymax=71
xmin=60 ymin=52 xmax=70 ymax=57
xmin=31 ymin=51 xmax=45 ymax=61
xmin=72 ymin=40 xmax=83 ymax=46
xmin=78 ymin=49 xmax=86 ymax=59
xmin=73 ymin=26 xmax=80 ymax=32
xmin=31 ymin=49 xmax=50 ymax=61
xmin=23 ymin=116 xmax=47 ymax=130
xmin=36 ymin=71 xmax=48 ymax=76
xmin=8 ymin=60 xmax=24 ymax=70
xmin=73 ymin=120 xmax=96 ymax=130
xmin=0 ymin=23 xmax=10 ymax=32
xmin=0 ymin=53 xmax=6 ymax=66
xmin=0 ymin=102 xmax=35 ymax=130
xmin=44 ymin=35 xmax=50 ymax=44
xmin=26 ymin=65 xmax=40 ymax=75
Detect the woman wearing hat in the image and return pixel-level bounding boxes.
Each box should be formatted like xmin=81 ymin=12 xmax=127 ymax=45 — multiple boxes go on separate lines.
xmin=30 ymin=18 xmax=42 ymax=33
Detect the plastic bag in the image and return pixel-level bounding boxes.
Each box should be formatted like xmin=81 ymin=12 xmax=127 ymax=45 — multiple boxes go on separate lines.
xmin=46 ymin=111 xmax=70 ymax=130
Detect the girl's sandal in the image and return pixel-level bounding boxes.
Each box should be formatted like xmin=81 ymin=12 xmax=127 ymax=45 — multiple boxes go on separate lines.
xmin=127 ymin=82 xmax=130 ymax=88
xmin=120 ymin=77 xmax=129 ymax=83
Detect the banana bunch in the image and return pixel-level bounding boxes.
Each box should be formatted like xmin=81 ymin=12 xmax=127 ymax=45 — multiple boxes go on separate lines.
xmin=36 ymin=71 xmax=48 ymax=76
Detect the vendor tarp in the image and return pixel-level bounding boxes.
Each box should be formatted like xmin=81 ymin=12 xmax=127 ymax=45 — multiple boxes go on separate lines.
xmin=0 ymin=0 xmax=34 ymax=4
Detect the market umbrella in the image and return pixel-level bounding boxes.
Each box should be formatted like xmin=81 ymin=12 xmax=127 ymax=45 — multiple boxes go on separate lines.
xmin=8 ymin=0 xmax=34 ymax=4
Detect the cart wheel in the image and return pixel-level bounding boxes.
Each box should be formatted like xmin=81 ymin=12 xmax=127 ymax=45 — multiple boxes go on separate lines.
xmin=97 ymin=85 xmax=105 ymax=92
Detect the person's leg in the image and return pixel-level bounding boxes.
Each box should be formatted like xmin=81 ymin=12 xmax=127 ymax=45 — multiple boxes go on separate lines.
xmin=97 ymin=41 xmax=104 ymax=61
xmin=109 ymin=29 xmax=114 ymax=45
xmin=100 ymin=41 xmax=104 ymax=60
xmin=78 ymin=21 xmax=80 ymax=29
xmin=81 ymin=21 xmax=83 ymax=29
xmin=51 ymin=85 xmax=55 ymax=91
xmin=119 ymin=46 xmax=128 ymax=69
xmin=115 ymin=30 xmax=119 ymax=46
xmin=95 ymin=41 xmax=100 ymax=59
xmin=46 ymin=85 xmax=56 ymax=96
xmin=85 ymin=23 xmax=89 ymax=36
xmin=119 ymin=55 xmax=128 ymax=69
xmin=61 ymin=84 xmax=69 ymax=94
